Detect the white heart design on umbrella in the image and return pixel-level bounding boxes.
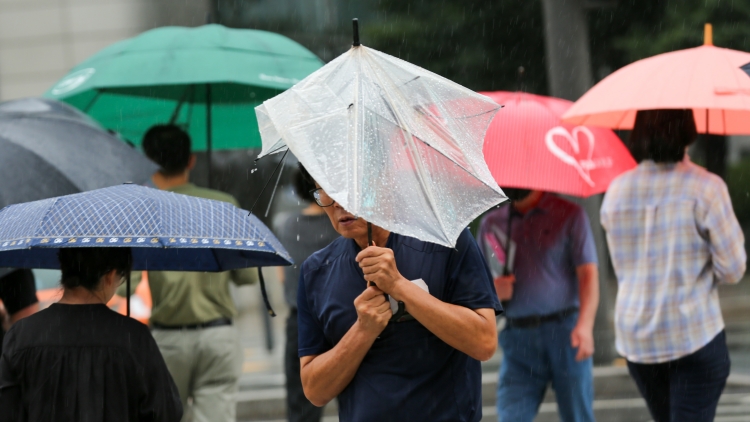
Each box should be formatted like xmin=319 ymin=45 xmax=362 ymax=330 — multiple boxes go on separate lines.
xmin=545 ymin=126 xmax=602 ymax=187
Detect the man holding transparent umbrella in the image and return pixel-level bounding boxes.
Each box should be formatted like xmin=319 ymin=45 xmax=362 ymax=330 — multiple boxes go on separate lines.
xmin=253 ymin=23 xmax=508 ymax=421
xmin=294 ymin=166 xmax=502 ymax=422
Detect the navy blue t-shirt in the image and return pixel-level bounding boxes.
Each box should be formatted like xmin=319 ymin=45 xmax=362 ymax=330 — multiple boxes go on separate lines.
xmin=297 ymin=229 xmax=502 ymax=422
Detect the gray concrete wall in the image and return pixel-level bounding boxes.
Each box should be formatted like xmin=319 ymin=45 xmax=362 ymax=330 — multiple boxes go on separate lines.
xmin=0 ymin=0 xmax=160 ymax=101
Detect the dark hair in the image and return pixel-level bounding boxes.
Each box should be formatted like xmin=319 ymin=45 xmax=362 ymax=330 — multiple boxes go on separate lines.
xmin=293 ymin=167 xmax=316 ymax=203
xmin=629 ymin=109 xmax=697 ymax=163
xmin=502 ymin=187 xmax=532 ymax=202
xmin=142 ymin=124 xmax=192 ymax=176
xmin=297 ymin=163 xmax=316 ymax=185
xmin=58 ymin=247 xmax=132 ymax=291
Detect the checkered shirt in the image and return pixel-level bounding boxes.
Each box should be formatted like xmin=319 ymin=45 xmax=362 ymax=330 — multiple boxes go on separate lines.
xmin=601 ymin=158 xmax=746 ymax=364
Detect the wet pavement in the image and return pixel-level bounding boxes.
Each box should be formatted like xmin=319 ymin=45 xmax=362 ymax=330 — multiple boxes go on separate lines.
xmin=232 ymin=271 xmax=750 ymax=421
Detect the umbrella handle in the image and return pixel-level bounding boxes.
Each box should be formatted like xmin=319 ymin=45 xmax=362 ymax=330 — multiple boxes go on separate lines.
xmin=367 ymin=222 xmax=375 ymax=287
xmin=258 ymin=267 xmax=276 ymax=317
xmin=503 ymin=202 xmax=514 ymax=276
xmin=363 ymin=221 xmax=408 ymax=322
xmin=126 ymin=272 xmax=130 ymax=317
xmin=390 ymin=301 xmax=407 ymax=322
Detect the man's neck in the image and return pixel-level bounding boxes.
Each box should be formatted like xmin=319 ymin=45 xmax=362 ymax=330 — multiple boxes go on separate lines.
xmin=152 ymin=171 xmax=190 ymax=190
xmin=513 ymin=190 xmax=544 ymax=214
xmin=58 ymin=287 xmax=107 ymax=305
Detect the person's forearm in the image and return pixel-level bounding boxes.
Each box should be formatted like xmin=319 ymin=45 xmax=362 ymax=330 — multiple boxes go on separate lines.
xmin=390 ymin=281 xmax=496 ymax=361
xmin=576 ymin=264 xmax=599 ymax=330
xmin=301 ymin=320 xmax=378 ymax=406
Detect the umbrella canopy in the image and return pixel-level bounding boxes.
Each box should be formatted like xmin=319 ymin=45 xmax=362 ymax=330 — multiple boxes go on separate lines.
xmin=43 ymin=24 xmax=324 ymax=150
xmin=256 ymin=44 xmax=505 ymax=247
xmin=0 ymin=97 xmax=157 ymax=209
xmin=562 ymin=25 xmax=750 ymax=135
xmin=482 ymin=91 xmax=636 ymax=197
xmin=0 ymin=184 xmax=292 ymax=271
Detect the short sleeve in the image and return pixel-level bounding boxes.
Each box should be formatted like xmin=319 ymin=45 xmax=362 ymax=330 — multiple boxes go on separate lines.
xmin=297 ymin=269 xmax=331 ymax=357
xmin=569 ymin=206 xmax=598 ymax=267
xmin=0 ymin=269 xmax=38 ymax=315
xmin=447 ymin=229 xmax=503 ymax=315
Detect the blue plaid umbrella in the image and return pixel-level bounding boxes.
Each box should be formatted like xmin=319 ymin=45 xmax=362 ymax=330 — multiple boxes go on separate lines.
xmin=0 ymin=183 xmax=291 ymax=270
xmin=0 ymin=184 xmax=291 ymax=315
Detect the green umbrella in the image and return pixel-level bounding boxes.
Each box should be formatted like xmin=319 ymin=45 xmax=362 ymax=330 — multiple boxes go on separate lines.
xmin=43 ymin=24 xmax=323 ymax=154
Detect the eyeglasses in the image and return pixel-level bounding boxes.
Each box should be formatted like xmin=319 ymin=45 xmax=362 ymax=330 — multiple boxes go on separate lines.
xmin=310 ymin=188 xmax=335 ymax=207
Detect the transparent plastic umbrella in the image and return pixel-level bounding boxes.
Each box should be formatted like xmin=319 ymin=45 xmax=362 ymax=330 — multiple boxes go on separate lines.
xmin=256 ymin=26 xmax=505 ymax=247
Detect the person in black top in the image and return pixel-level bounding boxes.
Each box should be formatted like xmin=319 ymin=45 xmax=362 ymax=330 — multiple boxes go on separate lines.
xmin=0 ymin=269 xmax=39 ymax=355
xmin=0 ymin=247 xmax=182 ymax=422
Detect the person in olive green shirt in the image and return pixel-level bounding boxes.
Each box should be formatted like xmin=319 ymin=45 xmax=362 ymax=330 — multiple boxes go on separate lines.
xmin=119 ymin=125 xmax=257 ymax=422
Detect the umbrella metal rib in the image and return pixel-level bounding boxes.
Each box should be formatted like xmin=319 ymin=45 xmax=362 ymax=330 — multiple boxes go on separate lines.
xmin=359 ymin=82 xmax=500 ymax=192
xmin=363 ymin=60 xmax=451 ymax=244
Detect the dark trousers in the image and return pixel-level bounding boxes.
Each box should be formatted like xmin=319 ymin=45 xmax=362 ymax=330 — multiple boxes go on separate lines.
xmin=285 ymin=309 xmax=324 ymax=422
xmin=627 ymin=330 xmax=730 ymax=422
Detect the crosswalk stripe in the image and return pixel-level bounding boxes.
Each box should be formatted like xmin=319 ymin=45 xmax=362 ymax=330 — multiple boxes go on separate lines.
xmin=243 ymin=392 xmax=750 ymax=421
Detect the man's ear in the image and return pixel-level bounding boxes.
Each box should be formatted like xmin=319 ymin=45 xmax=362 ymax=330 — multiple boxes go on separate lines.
xmin=187 ymin=154 xmax=197 ymax=171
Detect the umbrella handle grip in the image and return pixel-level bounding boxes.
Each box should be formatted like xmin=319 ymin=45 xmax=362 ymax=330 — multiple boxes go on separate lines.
xmin=390 ymin=301 xmax=407 ymax=322
xmin=367 ymin=281 xmax=405 ymax=320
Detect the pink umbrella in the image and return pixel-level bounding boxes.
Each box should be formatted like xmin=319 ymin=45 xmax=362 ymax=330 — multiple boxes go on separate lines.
xmin=562 ymin=24 xmax=750 ymax=135
xmin=481 ymin=91 xmax=636 ymax=198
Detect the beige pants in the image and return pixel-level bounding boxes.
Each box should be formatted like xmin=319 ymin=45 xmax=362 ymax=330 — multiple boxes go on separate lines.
xmin=152 ymin=325 xmax=242 ymax=422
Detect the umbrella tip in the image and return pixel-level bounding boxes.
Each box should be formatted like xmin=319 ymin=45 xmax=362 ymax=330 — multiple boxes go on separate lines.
xmin=352 ymin=18 xmax=360 ymax=47
xmin=704 ymin=23 xmax=713 ymax=46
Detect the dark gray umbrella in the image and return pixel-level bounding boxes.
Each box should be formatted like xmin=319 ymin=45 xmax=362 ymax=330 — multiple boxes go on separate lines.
xmin=0 ymin=97 xmax=158 ymax=209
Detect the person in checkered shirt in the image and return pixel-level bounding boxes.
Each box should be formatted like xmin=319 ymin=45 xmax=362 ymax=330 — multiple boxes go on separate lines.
xmin=601 ymin=109 xmax=747 ymax=422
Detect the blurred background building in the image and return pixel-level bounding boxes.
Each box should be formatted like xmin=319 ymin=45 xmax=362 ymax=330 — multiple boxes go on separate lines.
xmin=0 ymin=0 xmax=158 ymax=100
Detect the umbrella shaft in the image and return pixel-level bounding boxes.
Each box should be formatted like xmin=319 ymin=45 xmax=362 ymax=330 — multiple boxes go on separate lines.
xmin=367 ymin=222 xmax=374 ymax=288
xmin=126 ymin=273 xmax=130 ymax=317
xmin=206 ymin=84 xmax=212 ymax=188
xmin=503 ymin=202 xmax=513 ymax=276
